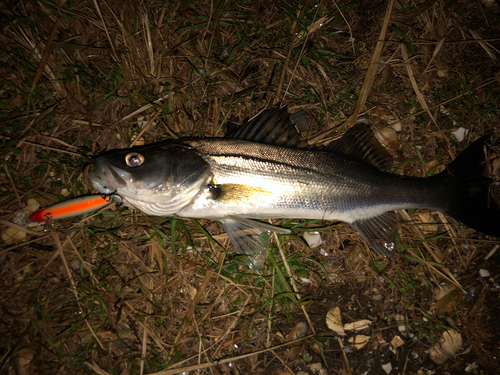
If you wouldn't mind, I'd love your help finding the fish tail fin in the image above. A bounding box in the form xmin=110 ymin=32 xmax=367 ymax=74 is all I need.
xmin=440 ymin=136 xmax=500 ymax=237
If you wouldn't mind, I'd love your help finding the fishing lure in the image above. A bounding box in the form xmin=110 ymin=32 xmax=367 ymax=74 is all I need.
xmin=29 ymin=194 xmax=113 ymax=222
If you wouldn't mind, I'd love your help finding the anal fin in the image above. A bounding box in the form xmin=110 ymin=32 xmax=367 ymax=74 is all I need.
xmin=351 ymin=211 xmax=399 ymax=258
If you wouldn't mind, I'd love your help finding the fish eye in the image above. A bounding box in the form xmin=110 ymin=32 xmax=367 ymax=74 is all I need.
xmin=125 ymin=152 xmax=145 ymax=167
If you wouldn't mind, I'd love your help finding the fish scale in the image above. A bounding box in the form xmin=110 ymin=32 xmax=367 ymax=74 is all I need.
xmin=178 ymin=138 xmax=444 ymax=222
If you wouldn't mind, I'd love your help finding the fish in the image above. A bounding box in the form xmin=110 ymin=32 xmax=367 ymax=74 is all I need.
xmin=88 ymin=107 xmax=500 ymax=268
xmin=29 ymin=194 xmax=112 ymax=222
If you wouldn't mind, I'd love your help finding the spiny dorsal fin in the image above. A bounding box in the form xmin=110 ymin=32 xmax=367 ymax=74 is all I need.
xmin=326 ymin=123 xmax=393 ymax=172
xmin=227 ymin=108 xmax=393 ymax=171
xmin=226 ymin=107 xmax=311 ymax=148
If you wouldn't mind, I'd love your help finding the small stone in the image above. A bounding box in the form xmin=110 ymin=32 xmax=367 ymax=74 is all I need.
xmin=303 ymin=231 xmax=322 ymax=248
xmin=381 ymin=362 xmax=392 ymax=374
xmin=465 ymin=362 xmax=478 ymax=372
xmin=439 ymin=105 xmax=451 ymax=116
xmin=451 ymin=127 xmax=469 ymax=142
xmin=394 ymin=314 xmax=407 ymax=336
xmin=479 ymin=269 xmax=490 ymax=278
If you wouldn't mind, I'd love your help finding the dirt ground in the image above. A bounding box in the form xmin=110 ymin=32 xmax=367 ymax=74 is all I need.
xmin=1 ymin=0 xmax=500 ymax=374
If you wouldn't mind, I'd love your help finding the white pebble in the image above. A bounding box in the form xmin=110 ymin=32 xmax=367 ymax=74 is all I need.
xmin=465 ymin=362 xmax=478 ymax=372
xmin=479 ymin=269 xmax=490 ymax=278
xmin=451 ymin=127 xmax=469 ymax=142
xmin=381 ymin=362 xmax=392 ymax=374
xmin=303 ymin=231 xmax=323 ymax=248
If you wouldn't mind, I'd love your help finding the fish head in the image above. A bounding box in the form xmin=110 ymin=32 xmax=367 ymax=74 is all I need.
xmin=88 ymin=142 xmax=212 ymax=216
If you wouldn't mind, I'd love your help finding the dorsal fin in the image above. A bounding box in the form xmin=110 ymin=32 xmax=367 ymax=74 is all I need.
xmin=226 ymin=107 xmax=311 ymax=148
xmin=326 ymin=123 xmax=393 ymax=172
xmin=226 ymin=107 xmax=393 ymax=171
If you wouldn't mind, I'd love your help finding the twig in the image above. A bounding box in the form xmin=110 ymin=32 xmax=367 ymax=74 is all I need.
xmin=336 ymin=336 xmax=353 ymax=375
xmin=275 ymin=5 xmax=306 ymax=102
xmin=53 ymin=234 xmax=105 ymax=350
xmin=273 ymin=232 xmax=315 ymax=334
xmin=345 ymin=0 xmax=395 ymax=126
xmin=153 ymin=333 xmax=316 ymax=375
xmin=3 ymin=165 xmax=21 ymax=207
xmin=130 ymin=109 xmax=162 ymax=147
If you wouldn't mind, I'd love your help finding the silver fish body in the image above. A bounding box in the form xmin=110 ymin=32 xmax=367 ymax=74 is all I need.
xmin=88 ymin=108 xmax=500 ymax=265
xmin=175 ymin=138 xmax=444 ymax=222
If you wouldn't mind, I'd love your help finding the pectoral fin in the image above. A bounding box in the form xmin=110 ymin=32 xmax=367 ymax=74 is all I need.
xmin=220 ymin=216 xmax=290 ymax=270
xmin=213 ymin=184 xmax=274 ymax=204
xmin=351 ymin=211 xmax=399 ymax=259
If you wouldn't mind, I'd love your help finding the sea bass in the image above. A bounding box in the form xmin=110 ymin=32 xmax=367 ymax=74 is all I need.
xmin=88 ymin=108 xmax=500 ymax=267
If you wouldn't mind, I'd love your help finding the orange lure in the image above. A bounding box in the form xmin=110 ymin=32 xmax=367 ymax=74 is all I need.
xmin=29 ymin=195 xmax=112 ymax=222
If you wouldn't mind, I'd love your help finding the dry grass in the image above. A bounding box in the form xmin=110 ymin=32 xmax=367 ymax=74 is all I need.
xmin=1 ymin=0 xmax=500 ymax=374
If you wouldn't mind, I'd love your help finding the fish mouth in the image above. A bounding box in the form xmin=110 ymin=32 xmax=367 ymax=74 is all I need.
xmin=88 ymin=158 xmax=128 ymax=194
